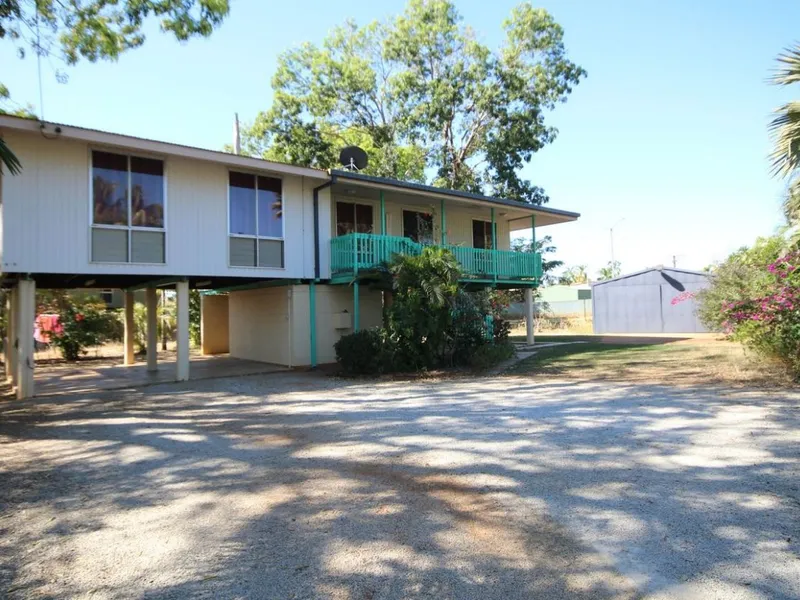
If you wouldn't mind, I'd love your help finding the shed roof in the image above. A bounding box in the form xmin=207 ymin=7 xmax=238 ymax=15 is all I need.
xmin=591 ymin=267 xmax=709 ymax=287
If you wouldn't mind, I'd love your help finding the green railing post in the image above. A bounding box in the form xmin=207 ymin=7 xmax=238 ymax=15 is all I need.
xmin=353 ymin=234 xmax=359 ymax=276
xmin=491 ymin=208 xmax=497 ymax=282
xmin=309 ymin=281 xmax=317 ymax=368
xmin=353 ymin=280 xmax=360 ymax=331
xmin=532 ymin=214 xmax=537 ymax=281
xmin=440 ymin=198 xmax=446 ymax=245
xmin=380 ymin=191 xmax=386 ymax=235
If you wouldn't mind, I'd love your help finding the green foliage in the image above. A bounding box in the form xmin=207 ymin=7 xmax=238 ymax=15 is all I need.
xmin=48 ymin=300 xmax=120 ymax=361
xmin=698 ymin=235 xmax=800 ymax=376
xmin=0 ymin=0 xmax=229 ymax=174
xmin=696 ymin=236 xmax=785 ymax=332
xmin=597 ymin=260 xmax=621 ymax=281
xmin=769 ymin=45 xmax=800 ymax=178
xmin=1 ymin=0 xmax=229 ymax=64
xmin=511 ymin=234 xmax=562 ymax=286
xmin=336 ymin=248 xmax=513 ymax=375
xmin=242 ymin=0 xmax=585 ymax=203
xmin=387 ymin=246 xmax=462 ymax=369
xmin=334 ymin=327 xmax=392 ymax=375
xmin=468 ymin=340 xmax=515 ymax=370
xmin=133 ymin=294 xmax=176 ymax=352
xmin=559 ymin=265 xmax=589 ymax=285
xmin=189 ymin=290 xmax=201 ymax=347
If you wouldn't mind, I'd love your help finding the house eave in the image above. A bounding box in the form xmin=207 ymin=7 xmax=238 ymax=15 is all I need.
xmin=0 ymin=115 xmax=329 ymax=180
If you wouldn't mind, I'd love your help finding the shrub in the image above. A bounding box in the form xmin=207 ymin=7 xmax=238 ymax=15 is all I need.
xmin=335 ymin=328 xmax=391 ymax=375
xmin=49 ymin=302 xmax=119 ymax=361
xmin=699 ymin=237 xmax=800 ymax=376
xmin=387 ymin=247 xmax=463 ymax=369
xmin=469 ymin=340 xmax=516 ymax=370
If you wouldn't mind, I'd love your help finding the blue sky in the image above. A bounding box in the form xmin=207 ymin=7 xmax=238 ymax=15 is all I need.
xmin=2 ymin=0 xmax=797 ymax=277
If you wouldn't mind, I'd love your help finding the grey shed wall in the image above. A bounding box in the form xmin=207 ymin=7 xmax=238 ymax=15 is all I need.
xmin=592 ymin=269 xmax=709 ymax=334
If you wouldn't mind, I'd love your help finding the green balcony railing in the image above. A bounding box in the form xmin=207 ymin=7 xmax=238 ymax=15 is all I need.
xmin=330 ymin=233 xmax=542 ymax=281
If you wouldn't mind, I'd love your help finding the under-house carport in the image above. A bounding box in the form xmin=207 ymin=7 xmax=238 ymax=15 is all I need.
xmin=2 ymin=273 xmax=288 ymax=399
xmin=592 ymin=267 xmax=710 ymax=334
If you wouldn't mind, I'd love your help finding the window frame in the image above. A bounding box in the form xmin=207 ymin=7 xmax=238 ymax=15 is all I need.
xmin=88 ymin=147 xmax=168 ymax=265
xmin=335 ymin=200 xmax=375 ymax=236
xmin=472 ymin=219 xmax=496 ymax=250
xmin=227 ymin=169 xmax=285 ymax=269
xmin=402 ymin=208 xmax=435 ymax=244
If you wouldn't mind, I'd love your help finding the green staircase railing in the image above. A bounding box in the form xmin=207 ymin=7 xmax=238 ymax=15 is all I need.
xmin=330 ymin=233 xmax=542 ymax=281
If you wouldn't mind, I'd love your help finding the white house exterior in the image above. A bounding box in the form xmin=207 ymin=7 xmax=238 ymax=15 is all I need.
xmin=0 ymin=115 xmax=579 ymax=397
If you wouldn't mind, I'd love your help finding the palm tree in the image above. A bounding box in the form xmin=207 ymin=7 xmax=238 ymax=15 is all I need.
xmin=597 ymin=261 xmax=621 ymax=281
xmin=0 ymin=137 xmax=21 ymax=175
xmin=559 ymin=265 xmax=589 ymax=285
xmin=769 ymin=45 xmax=800 ymax=223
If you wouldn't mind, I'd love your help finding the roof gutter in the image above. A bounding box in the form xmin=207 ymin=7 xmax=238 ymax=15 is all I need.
xmin=312 ymin=175 xmax=336 ymax=280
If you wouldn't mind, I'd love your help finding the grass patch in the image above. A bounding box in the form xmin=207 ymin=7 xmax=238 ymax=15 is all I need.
xmin=506 ymin=340 xmax=793 ymax=388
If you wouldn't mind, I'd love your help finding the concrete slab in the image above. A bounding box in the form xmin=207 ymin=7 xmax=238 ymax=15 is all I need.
xmin=32 ymin=353 xmax=287 ymax=397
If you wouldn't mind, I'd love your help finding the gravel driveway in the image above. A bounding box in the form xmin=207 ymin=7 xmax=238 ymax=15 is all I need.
xmin=1 ymin=372 xmax=799 ymax=599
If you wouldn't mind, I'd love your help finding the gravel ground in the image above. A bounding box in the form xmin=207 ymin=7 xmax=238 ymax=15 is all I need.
xmin=1 ymin=372 xmax=799 ymax=599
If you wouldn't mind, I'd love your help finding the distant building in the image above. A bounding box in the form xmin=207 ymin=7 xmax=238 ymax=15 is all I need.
xmin=592 ymin=267 xmax=709 ymax=334
xmin=537 ymin=284 xmax=592 ymax=318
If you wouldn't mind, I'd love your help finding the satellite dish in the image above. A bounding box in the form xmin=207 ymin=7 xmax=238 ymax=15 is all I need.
xmin=339 ymin=146 xmax=368 ymax=171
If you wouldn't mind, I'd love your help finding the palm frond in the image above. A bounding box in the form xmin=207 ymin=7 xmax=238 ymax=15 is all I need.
xmin=784 ymin=178 xmax=800 ymax=223
xmin=768 ymin=101 xmax=800 ymax=177
xmin=771 ymin=45 xmax=800 ymax=86
xmin=0 ymin=137 xmax=22 ymax=175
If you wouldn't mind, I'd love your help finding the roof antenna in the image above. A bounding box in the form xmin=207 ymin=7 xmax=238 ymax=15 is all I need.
xmin=233 ymin=113 xmax=241 ymax=155
xmin=339 ymin=146 xmax=368 ymax=171
xmin=35 ymin=3 xmax=44 ymax=121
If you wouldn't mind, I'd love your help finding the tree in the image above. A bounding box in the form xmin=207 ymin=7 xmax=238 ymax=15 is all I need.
xmin=242 ymin=0 xmax=585 ymax=203
xmin=559 ymin=265 xmax=589 ymax=285
xmin=597 ymin=261 xmax=621 ymax=281
xmin=0 ymin=0 xmax=230 ymax=173
xmin=511 ymin=235 xmax=563 ymax=285
xmin=769 ymin=44 xmax=800 ymax=227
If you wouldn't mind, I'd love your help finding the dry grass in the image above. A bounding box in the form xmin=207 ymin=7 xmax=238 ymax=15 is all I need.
xmin=506 ymin=338 xmax=795 ymax=389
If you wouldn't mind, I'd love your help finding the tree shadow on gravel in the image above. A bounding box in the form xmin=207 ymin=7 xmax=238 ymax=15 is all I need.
xmin=0 ymin=371 xmax=798 ymax=599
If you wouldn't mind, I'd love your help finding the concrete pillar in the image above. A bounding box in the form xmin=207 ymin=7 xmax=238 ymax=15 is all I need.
xmin=123 ymin=291 xmax=135 ymax=365
xmin=6 ymin=287 xmax=17 ymax=384
xmin=201 ymin=294 xmax=229 ymax=355
xmin=176 ymin=281 xmax=190 ymax=382
xmin=16 ymin=280 xmax=35 ymax=399
xmin=525 ymin=288 xmax=535 ymax=346
xmin=146 ymin=288 xmax=158 ymax=372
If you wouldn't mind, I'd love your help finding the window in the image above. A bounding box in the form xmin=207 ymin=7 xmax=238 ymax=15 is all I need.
xmin=228 ymin=171 xmax=284 ymax=268
xmin=403 ymin=210 xmax=434 ymax=244
xmin=91 ymin=151 xmax=165 ymax=263
xmin=472 ymin=220 xmax=495 ymax=250
xmin=336 ymin=202 xmax=374 ymax=235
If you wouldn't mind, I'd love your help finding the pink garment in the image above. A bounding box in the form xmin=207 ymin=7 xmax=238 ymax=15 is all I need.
xmin=34 ymin=314 xmax=62 ymax=343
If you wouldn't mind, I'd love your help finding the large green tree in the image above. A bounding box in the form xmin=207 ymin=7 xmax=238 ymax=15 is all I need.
xmin=0 ymin=0 xmax=230 ymax=173
xmin=242 ymin=0 xmax=585 ymax=204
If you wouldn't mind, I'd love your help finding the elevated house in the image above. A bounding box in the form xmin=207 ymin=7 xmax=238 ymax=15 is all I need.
xmin=0 ymin=115 xmax=579 ymax=397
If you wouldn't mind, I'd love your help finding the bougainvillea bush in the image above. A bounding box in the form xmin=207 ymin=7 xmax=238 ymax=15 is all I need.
xmin=698 ymin=236 xmax=800 ymax=375
xmin=50 ymin=302 xmax=120 ymax=361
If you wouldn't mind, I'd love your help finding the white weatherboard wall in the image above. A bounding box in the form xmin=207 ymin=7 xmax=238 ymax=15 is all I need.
xmin=0 ymin=130 xmax=316 ymax=278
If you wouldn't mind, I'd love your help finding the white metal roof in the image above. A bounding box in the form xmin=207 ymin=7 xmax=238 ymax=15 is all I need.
xmin=0 ymin=115 xmax=329 ymax=180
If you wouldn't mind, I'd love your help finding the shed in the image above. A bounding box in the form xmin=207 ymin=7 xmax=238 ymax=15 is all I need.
xmin=591 ymin=267 xmax=709 ymax=334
